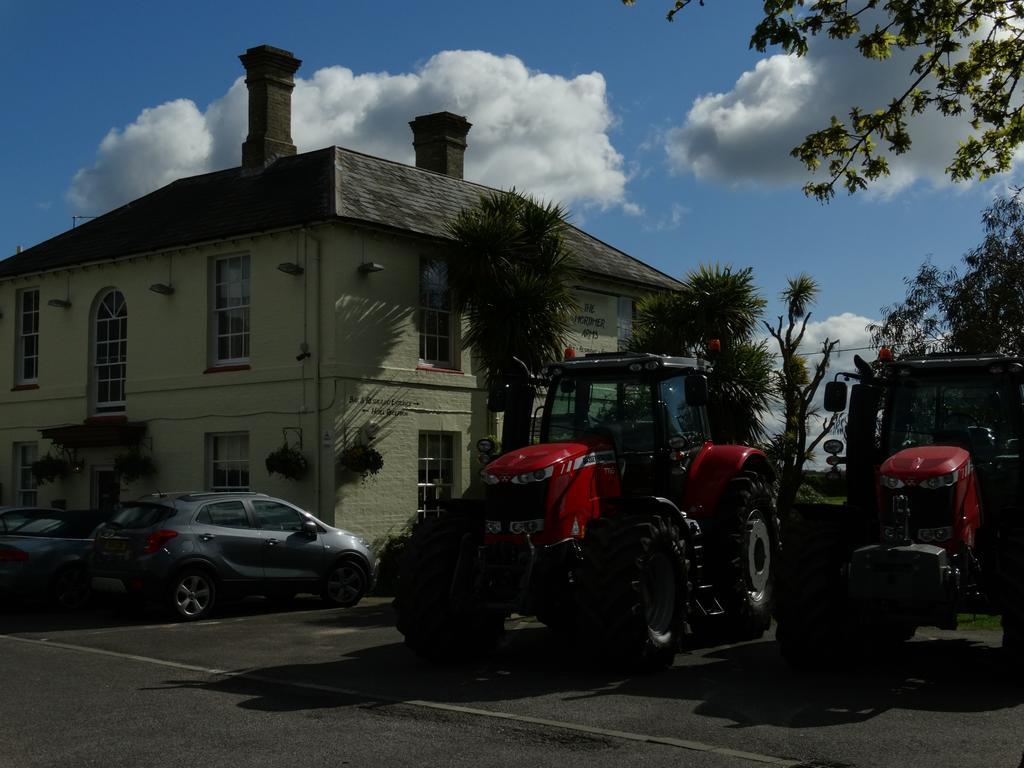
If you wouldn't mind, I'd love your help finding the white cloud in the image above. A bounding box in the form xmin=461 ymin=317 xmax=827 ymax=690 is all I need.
xmin=68 ymin=51 xmax=629 ymax=216
xmin=69 ymin=99 xmax=213 ymax=213
xmin=664 ymin=29 xmax=1002 ymax=195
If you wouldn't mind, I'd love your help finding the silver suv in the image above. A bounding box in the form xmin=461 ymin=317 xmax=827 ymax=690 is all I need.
xmin=91 ymin=492 xmax=376 ymax=621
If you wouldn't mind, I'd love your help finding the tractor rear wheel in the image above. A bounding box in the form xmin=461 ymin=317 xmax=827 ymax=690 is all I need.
xmin=774 ymin=506 xmax=856 ymax=672
xmin=700 ymin=472 xmax=776 ymax=643
xmin=394 ymin=512 xmax=504 ymax=662
xmin=575 ymin=511 xmax=688 ymax=669
xmin=999 ymin=521 xmax=1024 ymax=677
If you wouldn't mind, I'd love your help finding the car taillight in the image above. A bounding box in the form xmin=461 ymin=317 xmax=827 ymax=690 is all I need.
xmin=0 ymin=548 xmax=28 ymax=562
xmin=143 ymin=530 xmax=178 ymax=554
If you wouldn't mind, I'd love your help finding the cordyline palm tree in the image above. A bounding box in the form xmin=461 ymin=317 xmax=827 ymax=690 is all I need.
xmin=764 ymin=273 xmax=840 ymax=516
xmin=445 ymin=190 xmax=580 ymax=448
xmin=630 ymin=264 xmax=775 ymax=445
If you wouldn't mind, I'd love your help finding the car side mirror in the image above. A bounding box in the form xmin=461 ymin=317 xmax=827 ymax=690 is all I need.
xmin=824 ymin=381 xmax=848 ymax=412
xmin=684 ymin=375 xmax=708 ymax=407
xmin=301 ymin=520 xmax=318 ymax=538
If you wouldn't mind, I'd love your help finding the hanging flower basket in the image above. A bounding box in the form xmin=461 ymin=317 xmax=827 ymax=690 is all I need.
xmin=265 ymin=443 xmax=309 ymax=481
xmin=113 ymin=449 xmax=157 ymax=483
xmin=338 ymin=445 xmax=384 ymax=479
xmin=31 ymin=454 xmax=71 ymax=486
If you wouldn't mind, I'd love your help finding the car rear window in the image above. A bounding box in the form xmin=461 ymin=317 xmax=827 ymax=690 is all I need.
xmin=0 ymin=511 xmax=40 ymax=534
xmin=4 ymin=510 xmax=107 ymax=539
xmin=107 ymin=503 xmax=174 ymax=530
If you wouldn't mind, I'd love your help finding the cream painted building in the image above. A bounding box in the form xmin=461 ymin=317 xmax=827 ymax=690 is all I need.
xmin=0 ymin=45 xmax=680 ymax=544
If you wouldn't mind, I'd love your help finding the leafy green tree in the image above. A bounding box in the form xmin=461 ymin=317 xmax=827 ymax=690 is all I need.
xmin=630 ymin=264 xmax=775 ymax=444
xmin=624 ymin=0 xmax=1024 ymax=201
xmin=445 ymin=190 xmax=580 ymax=385
xmin=872 ymin=193 xmax=1024 ymax=356
xmin=764 ymin=274 xmax=840 ymax=516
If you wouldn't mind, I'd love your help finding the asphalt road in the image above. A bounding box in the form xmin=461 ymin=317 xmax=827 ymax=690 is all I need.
xmin=1 ymin=598 xmax=1021 ymax=768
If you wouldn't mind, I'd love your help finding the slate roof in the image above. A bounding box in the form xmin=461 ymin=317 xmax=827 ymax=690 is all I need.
xmin=0 ymin=146 xmax=681 ymax=291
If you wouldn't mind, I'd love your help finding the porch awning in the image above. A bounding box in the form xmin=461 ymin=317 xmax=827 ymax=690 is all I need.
xmin=39 ymin=422 xmax=147 ymax=449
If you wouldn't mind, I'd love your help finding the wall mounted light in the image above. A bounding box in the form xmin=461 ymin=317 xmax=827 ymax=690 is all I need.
xmin=357 ymin=262 xmax=385 ymax=274
xmin=149 ymin=282 xmax=175 ymax=295
xmin=47 ymin=298 xmax=71 ymax=309
xmin=277 ymin=262 xmax=304 ymax=276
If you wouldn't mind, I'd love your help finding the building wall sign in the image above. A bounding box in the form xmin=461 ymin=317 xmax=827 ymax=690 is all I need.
xmin=568 ymin=289 xmax=619 ymax=356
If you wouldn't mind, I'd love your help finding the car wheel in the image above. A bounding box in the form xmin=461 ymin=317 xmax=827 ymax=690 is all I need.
xmin=322 ymin=559 xmax=367 ymax=608
xmin=168 ymin=568 xmax=217 ymax=621
xmin=51 ymin=564 xmax=91 ymax=611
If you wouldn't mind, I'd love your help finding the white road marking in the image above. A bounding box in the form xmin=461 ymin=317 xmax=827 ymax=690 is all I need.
xmin=0 ymin=633 xmax=803 ymax=767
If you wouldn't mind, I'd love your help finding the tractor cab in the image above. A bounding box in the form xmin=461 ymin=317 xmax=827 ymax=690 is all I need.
xmin=540 ymin=353 xmax=711 ymax=496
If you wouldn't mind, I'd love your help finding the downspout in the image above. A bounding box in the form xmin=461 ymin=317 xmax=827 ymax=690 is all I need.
xmin=303 ymin=227 xmax=324 ymax=519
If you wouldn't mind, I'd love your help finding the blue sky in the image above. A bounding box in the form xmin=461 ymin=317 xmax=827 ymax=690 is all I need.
xmin=1 ymin=0 xmax=1011 ymax=360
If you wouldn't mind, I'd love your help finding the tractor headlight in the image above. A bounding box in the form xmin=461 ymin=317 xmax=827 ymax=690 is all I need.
xmin=918 ymin=526 xmax=953 ymax=543
xmin=481 ymin=471 xmax=500 ymax=485
xmin=509 ymin=519 xmax=545 ymax=534
xmin=921 ymin=472 xmax=957 ymax=489
xmin=485 ymin=520 xmax=503 ymax=534
xmin=512 ymin=466 xmax=554 ymax=484
xmin=881 ymin=475 xmax=905 ymax=489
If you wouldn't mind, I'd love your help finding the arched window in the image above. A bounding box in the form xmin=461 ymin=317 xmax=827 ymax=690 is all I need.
xmin=94 ymin=290 xmax=127 ymax=414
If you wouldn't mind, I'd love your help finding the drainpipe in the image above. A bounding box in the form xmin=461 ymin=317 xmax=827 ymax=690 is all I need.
xmin=303 ymin=227 xmax=324 ymax=520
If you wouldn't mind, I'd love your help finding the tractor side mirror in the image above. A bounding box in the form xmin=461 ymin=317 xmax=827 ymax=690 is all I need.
xmin=824 ymin=381 xmax=848 ymax=412
xmin=684 ymin=375 xmax=708 ymax=407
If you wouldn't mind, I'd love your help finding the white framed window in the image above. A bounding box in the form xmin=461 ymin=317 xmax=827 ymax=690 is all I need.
xmin=14 ymin=443 xmax=38 ymax=506
xmin=207 ymin=433 xmax=250 ymax=491
xmin=93 ymin=290 xmax=127 ymax=414
xmin=16 ymin=288 xmax=39 ymax=384
xmin=418 ymin=432 xmax=455 ymax=513
xmin=211 ymin=254 xmax=250 ymax=365
xmin=617 ymin=296 xmax=635 ymax=352
xmin=419 ymin=258 xmax=452 ymax=368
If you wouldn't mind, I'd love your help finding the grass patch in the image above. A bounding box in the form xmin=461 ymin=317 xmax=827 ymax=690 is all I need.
xmin=957 ymin=613 xmax=1002 ymax=631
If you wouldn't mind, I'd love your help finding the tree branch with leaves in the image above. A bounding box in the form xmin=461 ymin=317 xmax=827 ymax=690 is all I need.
xmin=624 ymin=0 xmax=1024 ymax=201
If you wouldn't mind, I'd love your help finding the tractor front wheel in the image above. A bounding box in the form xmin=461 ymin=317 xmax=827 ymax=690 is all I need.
xmin=774 ymin=507 xmax=855 ymax=672
xmin=701 ymin=472 xmax=777 ymax=643
xmin=394 ymin=513 xmax=504 ymax=662
xmin=574 ymin=511 xmax=688 ymax=669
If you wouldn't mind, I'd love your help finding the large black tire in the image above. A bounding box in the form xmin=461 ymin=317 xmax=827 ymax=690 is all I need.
xmin=702 ymin=472 xmax=777 ymax=642
xmin=774 ymin=507 xmax=856 ymax=672
xmin=574 ymin=512 xmax=688 ymax=669
xmin=999 ymin=522 xmax=1024 ymax=677
xmin=167 ymin=567 xmax=217 ymax=622
xmin=394 ymin=513 xmax=504 ymax=662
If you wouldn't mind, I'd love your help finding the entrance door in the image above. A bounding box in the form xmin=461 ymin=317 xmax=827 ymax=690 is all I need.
xmin=91 ymin=468 xmax=120 ymax=515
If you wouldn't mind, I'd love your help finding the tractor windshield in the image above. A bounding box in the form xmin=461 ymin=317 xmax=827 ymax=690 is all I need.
xmin=884 ymin=378 xmax=1020 ymax=458
xmin=544 ymin=375 xmax=656 ymax=451
xmin=542 ymin=373 xmax=709 ymax=454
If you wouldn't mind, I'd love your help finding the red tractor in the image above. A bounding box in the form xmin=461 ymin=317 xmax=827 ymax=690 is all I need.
xmin=775 ymin=353 xmax=1023 ymax=671
xmin=395 ymin=352 xmax=777 ymax=667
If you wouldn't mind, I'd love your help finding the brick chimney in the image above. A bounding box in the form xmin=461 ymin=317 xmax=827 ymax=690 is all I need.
xmin=239 ymin=45 xmax=302 ymax=169
xmin=409 ymin=112 xmax=472 ymax=179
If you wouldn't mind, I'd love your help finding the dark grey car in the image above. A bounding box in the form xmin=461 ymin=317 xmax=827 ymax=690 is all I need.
xmin=90 ymin=492 xmax=377 ymax=621
xmin=0 ymin=507 xmax=112 ymax=609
